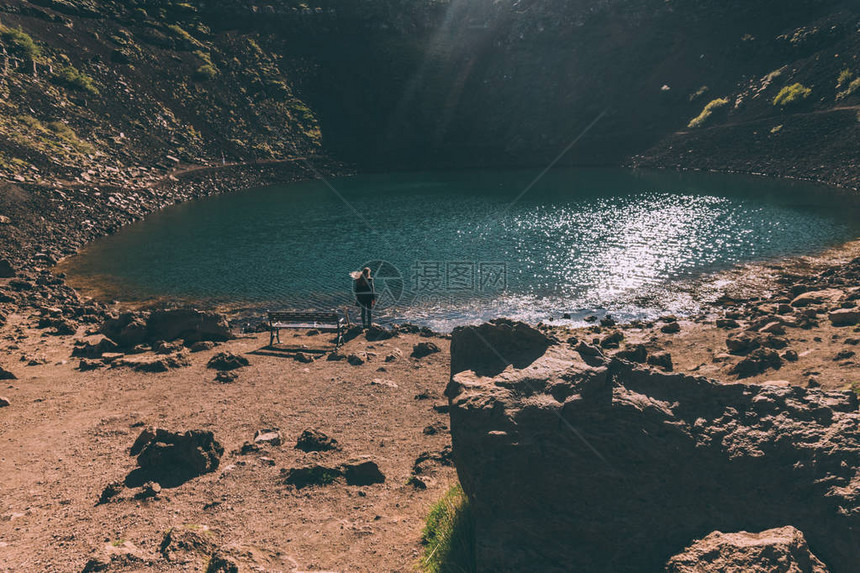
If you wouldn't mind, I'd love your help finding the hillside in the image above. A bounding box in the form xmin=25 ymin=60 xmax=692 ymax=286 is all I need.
xmin=0 ymin=0 xmax=857 ymax=186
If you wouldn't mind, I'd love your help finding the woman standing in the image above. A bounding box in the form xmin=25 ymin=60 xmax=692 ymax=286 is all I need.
xmin=352 ymin=267 xmax=375 ymax=328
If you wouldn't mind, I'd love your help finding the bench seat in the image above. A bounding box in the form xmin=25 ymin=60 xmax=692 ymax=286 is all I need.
xmin=267 ymin=310 xmax=347 ymax=348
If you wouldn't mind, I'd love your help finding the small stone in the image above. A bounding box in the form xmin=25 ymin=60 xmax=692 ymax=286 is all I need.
xmin=189 ymin=340 xmax=216 ymax=352
xmin=782 ymin=349 xmax=799 ymax=362
xmin=411 ymin=342 xmax=441 ymax=359
xmin=347 ymin=353 xmax=365 ymax=366
xmin=716 ymin=318 xmax=739 ymax=329
xmin=660 ymin=322 xmax=681 ymax=334
xmin=254 ymin=428 xmax=282 ymax=447
xmin=259 ymin=456 xmax=276 ymax=466
xmin=97 ymin=481 xmax=123 ymax=505
xmin=342 ymin=458 xmax=385 ymax=486
xmin=215 ymin=371 xmax=237 ymax=383
xmin=834 ymin=350 xmax=856 ymax=361
xmin=0 ymin=366 xmax=17 ymax=380
xmin=134 ymin=481 xmax=161 ymax=500
xmin=0 ymin=396 xmax=10 ymax=407
xmin=207 ymin=352 xmax=249 ymax=371
xmin=79 ymin=358 xmax=104 ymax=371
xmin=296 ymin=428 xmax=339 ymax=452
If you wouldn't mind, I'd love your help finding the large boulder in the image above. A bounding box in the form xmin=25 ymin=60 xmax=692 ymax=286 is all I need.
xmin=146 ymin=308 xmax=233 ymax=343
xmin=447 ymin=322 xmax=860 ymax=573
xmin=99 ymin=312 xmax=148 ymax=348
xmin=99 ymin=309 xmax=233 ymax=348
xmin=450 ymin=318 xmax=554 ymax=377
xmin=666 ymin=526 xmax=829 ymax=572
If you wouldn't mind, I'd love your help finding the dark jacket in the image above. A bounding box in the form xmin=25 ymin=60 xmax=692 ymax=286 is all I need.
xmin=354 ymin=276 xmax=375 ymax=307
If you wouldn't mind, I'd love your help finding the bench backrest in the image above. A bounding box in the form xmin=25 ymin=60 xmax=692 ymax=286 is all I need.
xmin=268 ymin=311 xmax=341 ymax=324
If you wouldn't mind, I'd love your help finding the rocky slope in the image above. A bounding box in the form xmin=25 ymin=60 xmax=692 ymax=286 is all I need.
xmin=447 ymin=320 xmax=860 ymax=572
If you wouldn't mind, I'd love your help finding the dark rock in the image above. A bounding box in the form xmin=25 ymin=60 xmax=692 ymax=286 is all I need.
xmin=448 ymin=330 xmax=860 ymax=573
xmin=661 ymin=321 xmax=681 ymax=334
xmin=411 ymin=341 xmax=441 ymax=359
xmin=451 ymin=319 xmax=554 ymax=377
xmin=8 ymin=278 xmax=32 ymax=291
xmin=716 ymin=318 xmax=740 ymax=329
xmin=829 ymin=309 xmax=860 ymax=327
xmin=614 ymin=344 xmax=647 ymax=363
xmin=100 ymin=312 xmax=148 ymax=348
xmin=365 ymin=325 xmax=396 ymax=341
xmin=153 ymin=340 xmax=184 ymax=355
xmin=0 ymin=259 xmax=14 ymax=278
xmin=0 ymin=396 xmax=10 ymax=407
xmin=347 ymin=353 xmax=365 ymax=366
xmin=646 ymin=351 xmax=673 ymax=371
xmin=205 ymin=552 xmax=239 ymax=573
xmin=666 ymin=527 xmax=828 ymax=573
xmin=783 ymin=349 xmax=799 ymax=362
xmin=72 ymin=336 xmax=118 ymax=358
xmin=295 ymin=428 xmax=339 ymax=452
xmin=599 ymin=315 xmax=616 ymax=327
xmin=282 ymin=464 xmax=342 ymax=488
xmin=206 ymin=352 xmax=248 ymax=371
xmin=726 ymin=333 xmax=761 ymax=355
xmin=146 ymin=308 xmax=233 ymax=343
xmin=294 ymin=352 xmax=315 ymax=363
xmin=189 ymin=340 xmax=216 ymax=353
xmin=730 ymin=348 xmax=782 ymax=378
xmin=762 ymin=335 xmax=789 ymax=349
xmin=134 ymin=481 xmax=161 ymax=500
xmin=214 ymin=371 xmax=237 ymax=383
xmin=97 ymin=481 xmax=124 ymax=505
xmin=599 ymin=331 xmax=624 ymax=348
xmin=126 ymin=428 xmax=223 ymax=488
xmin=342 ymin=458 xmax=385 ymax=486
xmin=0 ymin=366 xmax=17 ymax=380
xmin=79 ymin=358 xmax=104 ymax=371
xmin=834 ymin=350 xmax=856 ymax=361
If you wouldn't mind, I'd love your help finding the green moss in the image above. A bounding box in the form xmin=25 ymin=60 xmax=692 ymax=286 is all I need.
xmin=420 ymin=485 xmax=475 ymax=573
xmin=687 ymin=97 xmax=729 ymax=128
xmin=56 ymin=66 xmax=99 ymax=95
xmin=773 ymin=83 xmax=811 ymax=106
xmin=837 ymin=69 xmax=853 ymax=89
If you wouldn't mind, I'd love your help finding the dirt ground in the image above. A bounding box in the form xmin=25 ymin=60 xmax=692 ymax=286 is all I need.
xmin=1 ymin=240 xmax=859 ymax=572
xmin=0 ymin=323 xmax=455 ymax=572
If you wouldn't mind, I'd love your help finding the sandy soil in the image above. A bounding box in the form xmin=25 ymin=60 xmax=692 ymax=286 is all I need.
xmin=0 ymin=322 xmax=455 ymax=572
xmin=1 ymin=239 xmax=859 ymax=572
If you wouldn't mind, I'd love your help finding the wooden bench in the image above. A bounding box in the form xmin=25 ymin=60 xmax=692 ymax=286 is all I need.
xmin=267 ymin=310 xmax=348 ymax=348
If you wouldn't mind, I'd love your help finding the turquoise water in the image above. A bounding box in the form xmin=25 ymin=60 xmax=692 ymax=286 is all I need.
xmin=63 ymin=168 xmax=860 ymax=331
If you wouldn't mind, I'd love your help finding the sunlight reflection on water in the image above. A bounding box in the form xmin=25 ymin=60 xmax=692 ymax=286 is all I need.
xmin=61 ymin=169 xmax=860 ymax=332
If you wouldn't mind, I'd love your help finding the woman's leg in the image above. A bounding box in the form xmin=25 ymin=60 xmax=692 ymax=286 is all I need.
xmin=361 ymin=306 xmax=369 ymax=327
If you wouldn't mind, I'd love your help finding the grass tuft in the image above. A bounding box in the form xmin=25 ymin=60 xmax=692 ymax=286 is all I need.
xmin=687 ymin=98 xmax=729 ymax=128
xmin=773 ymin=83 xmax=811 ymax=106
xmin=420 ymin=484 xmax=475 ymax=573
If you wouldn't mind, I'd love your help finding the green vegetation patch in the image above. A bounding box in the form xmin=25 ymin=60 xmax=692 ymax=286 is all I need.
xmin=687 ymin=98 xmax=729 ymax=128
xmin=837 ymin=78 xmax=860 ymax=101
xmin=194 ymin=64 xmax=218 ymax=81
xmin=56 ymin=66 xmax=99 ymax=95
xmin=773 ymin=83 xmax=811 ymax=107
xmin=420 ymin=484 xmax=475 ymax=573
xmin=0 ymin=24 xmax=41 ymax=60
